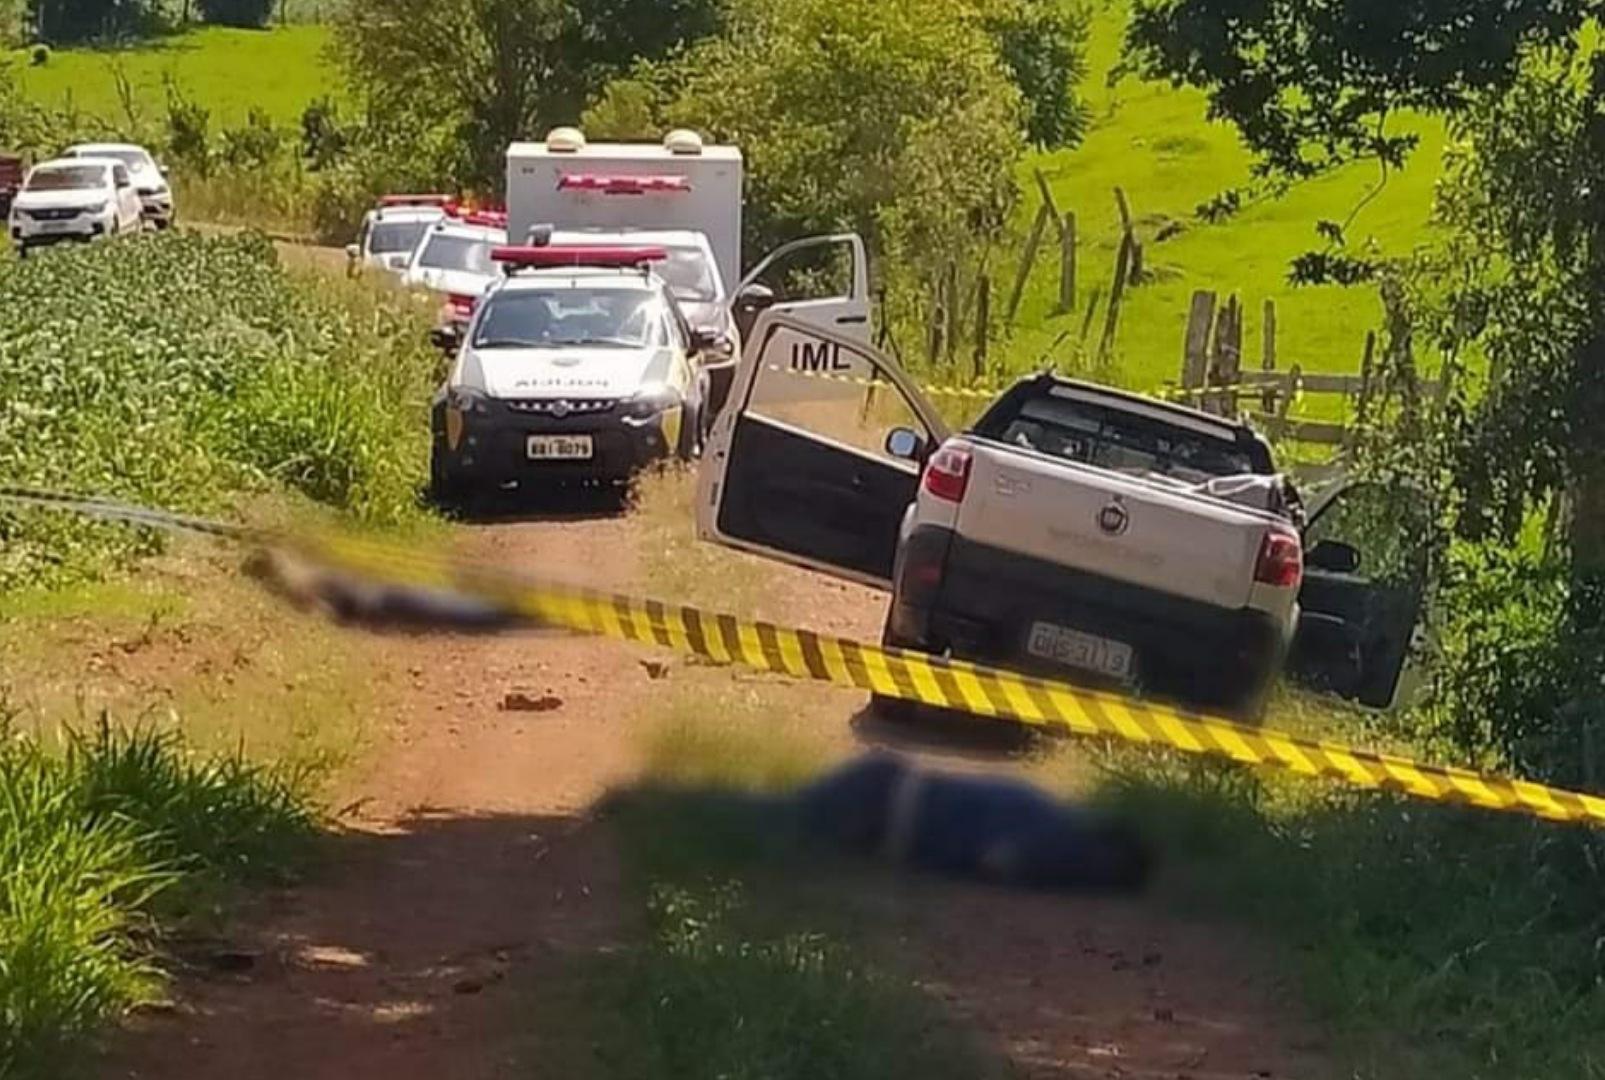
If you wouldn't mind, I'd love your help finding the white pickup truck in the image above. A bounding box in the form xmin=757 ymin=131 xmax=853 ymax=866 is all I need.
xmin=696 ymin=314 xmax=1430 ymax=718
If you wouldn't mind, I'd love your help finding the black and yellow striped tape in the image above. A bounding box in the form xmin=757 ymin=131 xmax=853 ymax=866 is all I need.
xmin=6 ymin=484 xmax=1605 ymax=828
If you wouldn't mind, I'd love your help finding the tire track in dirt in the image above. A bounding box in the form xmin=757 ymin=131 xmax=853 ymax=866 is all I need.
xmin=103 ymin=509 xmax=664 ymax=1080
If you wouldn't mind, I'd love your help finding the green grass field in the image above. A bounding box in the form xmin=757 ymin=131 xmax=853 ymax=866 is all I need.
xmin=1007 ymin=0 xmax=1445 ymax=397
xmin=7 ymin=6 xmax=1445 ymax=406
xmin=9 ymin=25 xmax=340 ymax=127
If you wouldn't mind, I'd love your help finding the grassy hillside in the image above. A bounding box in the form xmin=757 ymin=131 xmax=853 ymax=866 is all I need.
xmin=5 ymin=4 xmax=1448 ymax=406
xmin=1008 ymin=0 xmax=1446 ymax=397
xmin=9 ymin=25 xmax=339 ymax=127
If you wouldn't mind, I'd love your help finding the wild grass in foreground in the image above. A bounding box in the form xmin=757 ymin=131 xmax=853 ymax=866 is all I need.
xmin=0 ymin=717 xmax=321 ymax=1079
xmin=1095 ymin=751 xmax=1605 ymax=1079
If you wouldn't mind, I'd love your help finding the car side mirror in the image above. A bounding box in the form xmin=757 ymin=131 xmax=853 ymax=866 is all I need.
xmin=884 ymin=427 xmax=925 ymax=462
xmin=690 ymin=327 xmax=720 ymax=353
xmin=1306 ymin=538 xmax=1361 ymax=574
xmin=429 ymin=324 xmax=463 ymax=353
xmin=735 ymin=282 xmax=776 ymax=309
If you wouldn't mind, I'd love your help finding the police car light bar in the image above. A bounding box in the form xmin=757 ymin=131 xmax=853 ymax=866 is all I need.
xmin=491 ymin=245 xmax=668 ymax=269
xmin=455 ymin=209 xmax=509 ymax=228
xmin=379 ymin=194 xmax=455 ymax=208
xmin=556 ymin=173 xmax=691 ymax=195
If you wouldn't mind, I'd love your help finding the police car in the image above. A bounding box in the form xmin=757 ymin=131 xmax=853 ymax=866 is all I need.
xmin=428 ymin=244 xmax=715 ymax=501
xmin=347 ymin=194 xmax=454 ymax=274
xmin=403 ymin=209 xmax=508 ymax=326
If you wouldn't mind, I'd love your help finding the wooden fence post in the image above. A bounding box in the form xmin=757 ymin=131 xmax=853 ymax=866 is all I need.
xmin=1353 ymin=330 xmax=1378 ymax=430
xmin=1079 ymin=286 xmax=1104 ymax=349
xmin=1261 ymin=299 xmax=1278 ymax=412
xmin=1098 ymin=233 xmax=1133 ymax=360
xmin=1182 ymin=290 xmax=1216 ymax=394
xmin=974 ymin=274 xmax=991 ymax=377
xmin=1058 ymin=212 xmax=1078 ymax=314
xmin=1114 ymin=187 xmax=1142 ymax=287
xmin=1210 ymin=295 xmax=1243 ymax=416
xmin=1006 ymin=203 xmax=1051 ymax=326
xmin=1272 ymin=363 xmax=1302 ymax=441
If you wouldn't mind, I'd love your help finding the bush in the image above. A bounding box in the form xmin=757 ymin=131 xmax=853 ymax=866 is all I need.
xmin=218 ymin=107 xmax=282 ymax=171
xmin=0 ymin=717 xmax=320 ymax=1078
xmin=0 ymin=230 xmax=439 ymax=591
xmin=163 ymin=79 xmax=211 ymax=177
xmin=196 ymin=0 xmax=274 ymax=27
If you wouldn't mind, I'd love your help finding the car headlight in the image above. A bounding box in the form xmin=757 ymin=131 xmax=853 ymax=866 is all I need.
xmin=621 ymin=385 xmax=682 ymax=421
xmin=447 ymin=386 xmax=491 ymax=414
xmin=84 ymin=201 xmax=108 ymax=214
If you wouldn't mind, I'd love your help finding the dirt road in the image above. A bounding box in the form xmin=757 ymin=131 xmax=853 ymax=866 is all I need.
xmin=100 ymin=491 xmax=1336 ymax=1080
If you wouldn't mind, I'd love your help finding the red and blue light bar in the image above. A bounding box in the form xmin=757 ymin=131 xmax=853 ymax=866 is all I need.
xmin=491 ymin=245 xmax=668 ymax=269
xmin=556 ymin=173 xmax=691 ymax=195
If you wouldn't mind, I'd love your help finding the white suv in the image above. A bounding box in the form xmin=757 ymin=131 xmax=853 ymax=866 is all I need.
xmin=9 ymin=157 xmax=144 ymax=255
xmin=64 ymin=143 xmax=172 ymax=229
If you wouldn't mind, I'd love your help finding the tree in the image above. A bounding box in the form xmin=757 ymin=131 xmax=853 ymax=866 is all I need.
xmin=986 ymin=0 xmax=1091 ymax=148
xmin=587 ymin=0 xmax=1031 ymax=290
xmin=1127 ymin=0 xmax=1605 ymax=779
xmin=28 ymin=0 xmax=158 ymax=42
xmin=335 ymin=0 xmax=722 ymax=189
xmin=1127 ymin=1 xmax=1605 ymax=579
xmin=196 ymin=0 xmax=273 ymax=28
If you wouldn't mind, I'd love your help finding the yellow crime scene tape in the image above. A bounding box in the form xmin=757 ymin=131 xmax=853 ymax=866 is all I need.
xmin=5 ymin=483 xmax=1605 ymax=829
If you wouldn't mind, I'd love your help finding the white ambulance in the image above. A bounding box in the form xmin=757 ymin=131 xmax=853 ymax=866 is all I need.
xmin=505 ymin=128 xmax=874 ymax=388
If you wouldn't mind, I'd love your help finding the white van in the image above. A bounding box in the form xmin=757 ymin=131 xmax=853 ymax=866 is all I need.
xmin=505 ymin=128 xmax=873 ymax=364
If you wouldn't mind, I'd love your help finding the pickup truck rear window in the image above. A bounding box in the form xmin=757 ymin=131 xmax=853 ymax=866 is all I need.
xmin=975 ymin=391 xmax=1267 ymax=482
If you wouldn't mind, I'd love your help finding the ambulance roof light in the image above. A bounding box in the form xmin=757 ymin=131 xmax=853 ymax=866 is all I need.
xmin=664 ymin=129 xmax=704 ymax=155
xmin=556 ymin=173 xmax=691 ymax=195
xmin=546 ymin=127 xmax=586 ymax=153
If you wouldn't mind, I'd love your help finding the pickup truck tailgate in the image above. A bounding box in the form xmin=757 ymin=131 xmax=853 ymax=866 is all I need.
xmin=955 ymin=440 xmax=1270 ymax=611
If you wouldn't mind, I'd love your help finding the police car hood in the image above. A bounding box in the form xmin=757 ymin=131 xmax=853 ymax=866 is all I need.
xmin=466 ymin=345 xmax=673 ymax=399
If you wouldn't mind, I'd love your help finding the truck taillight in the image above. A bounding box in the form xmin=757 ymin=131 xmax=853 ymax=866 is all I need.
xmin=1254 ymin=526 xmax=1303 ymax=589
xmin=446 ymin=293 xmax=476 ymax=316
xmin=922 ymin=444 xmax=972 ymax=504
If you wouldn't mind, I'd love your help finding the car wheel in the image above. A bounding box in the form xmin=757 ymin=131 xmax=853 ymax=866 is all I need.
xmin=429 ymin=447 xmax=464 ymax=513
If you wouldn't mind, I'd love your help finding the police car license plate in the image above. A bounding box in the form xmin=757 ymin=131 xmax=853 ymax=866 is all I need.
xmin=1027 ymin=622 xmax=1135 ymax=682
xmin=526 ymin=434 xmax=593 ymax=460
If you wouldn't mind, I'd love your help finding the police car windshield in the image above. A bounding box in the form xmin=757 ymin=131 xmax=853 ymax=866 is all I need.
xmin=658 ymin=247 xmax=718 ymax=302
xmin=417 ymin=232 xmax=498 ymax=273
xmin=370 ymin=221 xmax=428 ymax=255
xmin=473 ymin=288 xmax=657 ymax=349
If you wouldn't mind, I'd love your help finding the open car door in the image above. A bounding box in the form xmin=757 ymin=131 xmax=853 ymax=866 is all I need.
xmin=696 ymin=311 xmax=949 ymax=589
xmin=734 ymin=234 xmax=872 ymax=348
xmin=1286 ymin=479 xmax=1431 ymax=709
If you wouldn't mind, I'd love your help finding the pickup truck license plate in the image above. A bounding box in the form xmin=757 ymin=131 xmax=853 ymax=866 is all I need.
xmin=1027 ymin=622 xmax=1135 ymax=682
xmin=526 ymin=434 xmax=593 ymax=460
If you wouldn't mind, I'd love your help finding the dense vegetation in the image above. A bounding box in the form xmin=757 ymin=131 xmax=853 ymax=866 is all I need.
xmin=0 ymin=718 xmax=319 ymax=1078
xmin=0 ymin=230 xmax=439 ymax=592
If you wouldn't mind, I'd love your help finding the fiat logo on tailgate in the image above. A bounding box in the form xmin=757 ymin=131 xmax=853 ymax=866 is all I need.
xmin=1097 ymin=499 xmax=1130 ymax=536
